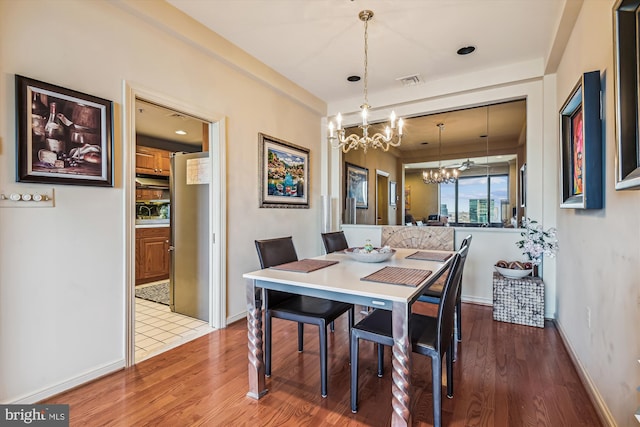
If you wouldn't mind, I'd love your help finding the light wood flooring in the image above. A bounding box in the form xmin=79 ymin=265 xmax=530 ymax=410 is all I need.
xmin=44 ymin=303 xmax=603 ymax=426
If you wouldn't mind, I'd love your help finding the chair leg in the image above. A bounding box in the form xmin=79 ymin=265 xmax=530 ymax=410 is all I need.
xmin=350 ymin=334 xmax=359 ymax=412
xmin=298 ymin=322 xmax=304 ymax=352
xmin=377 ymin=344 xmax=384 ymax=377
xmin=431 ymin=355 xmax=442 ymax=427
xmin=447 ymin=339 xmax=454 ymax=398
xmin=320 ymin=324 xmax=328 ymax=398
xmin=265 ymin=313 xmax=272 ymax=377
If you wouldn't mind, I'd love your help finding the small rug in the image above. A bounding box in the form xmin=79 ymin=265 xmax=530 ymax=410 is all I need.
xmin=136 ymin=281 xmax=169 ymax=305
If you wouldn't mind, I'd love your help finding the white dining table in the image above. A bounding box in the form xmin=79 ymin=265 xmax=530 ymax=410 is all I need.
xmin=243 ymin=247 xmax=455 ymax=427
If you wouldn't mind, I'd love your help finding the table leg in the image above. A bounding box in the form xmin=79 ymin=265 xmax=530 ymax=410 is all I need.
xmin=246 ymin=279 xmax=267 ymax=399
xmin=391 ymin=301 xmax=411 ymax=426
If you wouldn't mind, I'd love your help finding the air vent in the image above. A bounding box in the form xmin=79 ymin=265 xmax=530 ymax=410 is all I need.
xmin=396 ymin=74 xmax=423 ymax=86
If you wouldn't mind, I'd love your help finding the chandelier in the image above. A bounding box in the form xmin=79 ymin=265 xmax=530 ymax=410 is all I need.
xmin=327 ymin=10 xmax=403 ymax=153
xmin=422 ymin=123 xmax=458 ymax=184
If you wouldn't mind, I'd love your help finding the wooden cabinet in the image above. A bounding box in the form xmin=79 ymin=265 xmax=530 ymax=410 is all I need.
xmin=136 ymin=189 xmax=165 ymax=200
xmin=135 ymin=227 xmax=171 ymax=285
xmin=135 ymin=146 xmax=172 ymax=177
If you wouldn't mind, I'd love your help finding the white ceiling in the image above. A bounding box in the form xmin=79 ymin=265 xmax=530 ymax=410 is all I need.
xmin=140 ymin=1 xmax=568 ymax=156
xmin=167 ymin=0 xmax=565 ymax=104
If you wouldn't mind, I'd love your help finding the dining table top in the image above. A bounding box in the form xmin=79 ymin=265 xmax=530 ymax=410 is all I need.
xmin=242 ymin=247 xmax=454 ymax=306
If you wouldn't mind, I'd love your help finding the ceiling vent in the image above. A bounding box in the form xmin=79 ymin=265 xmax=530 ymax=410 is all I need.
xmin=396 ymin=74 xmax=423 ymax=86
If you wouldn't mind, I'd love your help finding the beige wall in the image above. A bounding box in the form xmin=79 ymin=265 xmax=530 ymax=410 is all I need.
xmin=404 ymin=170 xmax=438 ymax=222
xmin=0 ymin=0 xmax=324 ymax=403
xmin=554 ymin=1 xmax=640 ymax=425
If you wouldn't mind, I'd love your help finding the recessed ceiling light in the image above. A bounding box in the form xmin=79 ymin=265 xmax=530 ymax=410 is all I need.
xmin=347 ymin=75 xmax=361 ymax=82
xmin=457 ymin=46 xmax=476 ymax=55
xmin=175 ymin=130 xmax=187 ymax=135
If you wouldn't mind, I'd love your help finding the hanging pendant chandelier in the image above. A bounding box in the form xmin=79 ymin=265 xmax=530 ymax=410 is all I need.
xmin=422 ymin=123 xmax=458 ymax=184
xmin=327 ymin=10 xmax=403 ymax=153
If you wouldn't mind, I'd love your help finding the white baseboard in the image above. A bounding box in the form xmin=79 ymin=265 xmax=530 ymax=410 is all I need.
xmin=227 ymin=311 xmax=246 ymax=325
xmin=461 ymin=295 xmax=492 ymax=306
xmin=553 ymin=320 xmax=616 ymax=427
xmin=10 ymin=360 xmax=125 ymax=404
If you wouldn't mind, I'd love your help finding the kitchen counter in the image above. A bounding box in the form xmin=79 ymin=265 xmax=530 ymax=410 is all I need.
xmin=135 ymin=219 xmax=170 ymax=228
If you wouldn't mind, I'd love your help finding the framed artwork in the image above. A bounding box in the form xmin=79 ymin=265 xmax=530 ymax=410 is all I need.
xmin=345 ymin=162 xmax=368 ymax=209
xmin=613 ymin=0 xmax=640 ymax=190
xmin=389 ymin=181 xmax=397 ymax=206
xmin=16 ymin=75 xmax=113 ymax=187
xmin=405 ymin=185 xmax=411 ymax=210
xmin=559 ymin=70 xmax=602 ymax=209
xmin=258 ymin=132 xmax=309 ymax=208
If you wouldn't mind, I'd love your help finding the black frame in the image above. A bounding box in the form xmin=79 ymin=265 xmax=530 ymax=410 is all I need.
xmin=613 ymin=0 xmax=640 ymax=190
xmin=16 ymin=75 xmax=113 ymax=187
xmin=559 ymin=71 xmax=603 ymax=209
xmin=258 ymin=132 xmax=310 ymax=208
xmin=345 ymin=162 xmax=368 ymax=209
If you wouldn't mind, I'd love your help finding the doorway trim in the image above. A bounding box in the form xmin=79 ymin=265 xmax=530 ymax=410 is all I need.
xmin=124 ymin=81 xmax=227 ymax=367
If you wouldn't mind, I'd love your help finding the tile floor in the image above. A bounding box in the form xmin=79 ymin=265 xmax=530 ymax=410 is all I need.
xmin=135 ymin=295 xmax=213 ymax=363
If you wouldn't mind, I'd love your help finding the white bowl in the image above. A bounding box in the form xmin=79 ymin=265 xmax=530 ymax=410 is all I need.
xmin=495 ymin=266 xmax=533 ymax=279
xmin=344 ymin=247 xmax=396 ymax=263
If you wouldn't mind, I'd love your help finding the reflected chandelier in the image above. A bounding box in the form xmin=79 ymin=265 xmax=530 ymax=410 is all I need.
xmin=327 ymin=10 xmax=403 ymax=153
xmin=422 ymin=123 xmax=458 ymax=184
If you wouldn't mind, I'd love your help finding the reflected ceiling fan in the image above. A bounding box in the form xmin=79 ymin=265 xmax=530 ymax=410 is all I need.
xmin=446 ymin=158 xmax=490 ymax=171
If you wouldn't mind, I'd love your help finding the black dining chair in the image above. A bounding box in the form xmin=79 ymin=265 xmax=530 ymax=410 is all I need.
xmin=321 ymin=231 xmax=349 ymax=254
xmin=418 ymin=234 xmax=472 ymax=344
xmin=254 ymin=236 xmax=354 ymax=398
xmin=350 ymin=245 xmax=468 ymax=427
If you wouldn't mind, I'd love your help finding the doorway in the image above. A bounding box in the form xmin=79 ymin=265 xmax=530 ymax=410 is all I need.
xmin=125 ymin=83 xmax=226 ymax=366
xmin=376 ymin=170 xmax=389 ymax=225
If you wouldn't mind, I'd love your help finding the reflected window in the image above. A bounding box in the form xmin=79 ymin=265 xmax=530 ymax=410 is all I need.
xmin=439 ymin=173 xmax=509 ymax=226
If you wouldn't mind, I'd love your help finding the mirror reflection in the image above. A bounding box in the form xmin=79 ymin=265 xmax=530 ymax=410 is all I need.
xmin=342 ymin=99 xmax=527 ymax=227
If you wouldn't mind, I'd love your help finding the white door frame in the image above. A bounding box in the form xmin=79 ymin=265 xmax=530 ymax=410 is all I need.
xmin=123 ymin=81 xmax=227 ymax=367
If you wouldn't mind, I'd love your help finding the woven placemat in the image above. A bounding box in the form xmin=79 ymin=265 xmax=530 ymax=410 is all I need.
xmin=361 ymin=266 xmax=432 ymax=287
xmin=270 ymin=259 xmax=339 ymax=273
xmin=405 ymin=251 xmax=453 ymax=262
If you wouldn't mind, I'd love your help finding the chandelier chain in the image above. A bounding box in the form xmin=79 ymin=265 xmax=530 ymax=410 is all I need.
xmin=363 ymin=14 xmax=369 ymax=106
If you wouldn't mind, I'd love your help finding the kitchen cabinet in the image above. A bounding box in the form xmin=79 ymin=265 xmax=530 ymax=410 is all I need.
xmin=135 ymin=146 xmax=172 ymax=177
xmin=136 ymin=227 xmax=170 ymax=285
xmin=136 ymin=189 xmax=165 ymax=201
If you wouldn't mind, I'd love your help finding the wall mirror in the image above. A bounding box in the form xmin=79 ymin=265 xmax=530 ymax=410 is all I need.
xmin=342 ymin=99 xmax=527 ymax=227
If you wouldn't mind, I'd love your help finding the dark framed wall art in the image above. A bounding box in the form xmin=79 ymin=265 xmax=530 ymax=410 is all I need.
xmin=613 ymin=0 xmax=640 ymax=190
xmin=559 ymin=70 xmax=603 ymax=209
xmin=16 ymin=75 xmax=113 ymax=187
xmin=258 ymin=132 xmax=309 ymax=208
xmin=345 ymin=162 xmax=368 ymax=209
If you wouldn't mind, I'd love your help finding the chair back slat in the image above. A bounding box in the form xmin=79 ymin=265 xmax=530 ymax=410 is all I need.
xmin=254 ymin=236 xmax=298 ymax=307
xmin=321 ymin=231 xmax=349 ymax=254
xmin=436 ymin=245 xmax=469 ymax=355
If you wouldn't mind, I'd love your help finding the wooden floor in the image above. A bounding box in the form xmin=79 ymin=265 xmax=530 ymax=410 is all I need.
xmin=45 ymin=303 xmax=603 ymax=426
